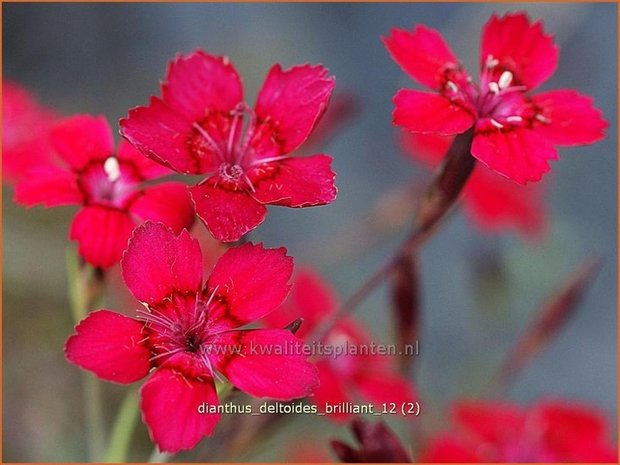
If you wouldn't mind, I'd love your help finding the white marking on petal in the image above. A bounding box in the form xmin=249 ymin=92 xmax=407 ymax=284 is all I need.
xmin=103 ymin=156 xmax=121 ymax=182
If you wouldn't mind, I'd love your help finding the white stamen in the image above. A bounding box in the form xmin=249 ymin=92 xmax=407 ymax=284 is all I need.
xmin=490 ymin=118 xmax=504 ymax=129
xmin=488 ymin=82 xmax=500 ymax=94
xmin=445 ymin=81 xmax=458 ymax=93
xmin=498 ymin=71 xmax=513 ymax=89
xmin=536 ymin=114 xmax=551 ymax=124
xmin=222 ymin=56 xmax=230 ymax=66
xmin=103 ymin=156 xmax=121 ymax=182
xmin=506 ymin=116 xmax=523 ymax=124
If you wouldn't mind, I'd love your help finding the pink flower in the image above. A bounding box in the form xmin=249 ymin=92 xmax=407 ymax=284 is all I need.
xmin=401 ymin=132 xmax=546 ymax=238
xmin=421 ymin=399 xmax=617 ymax=462
xmin=384 ymin=12 xmax=608 ymax=184
xmin=2 ymin=80 xmax=57 ymax=183
xmin=264 ymin=268 xmax=416 ymax=421
xmin=65 ymin=222 xmax=319 ymax=453
xmin=120 ymin=50 xmax=338 ymax=242
xmin=14 ymin=115 xmax=194 ymax=268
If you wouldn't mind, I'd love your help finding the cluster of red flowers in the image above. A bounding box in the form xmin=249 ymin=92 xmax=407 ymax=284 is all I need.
xmin=3 ymin=10 xmax=613 ymax=460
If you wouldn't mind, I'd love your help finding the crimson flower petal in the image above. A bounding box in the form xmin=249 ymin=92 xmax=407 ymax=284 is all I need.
xmin=208 ymin=329 xmax=318 ymax=400
xmin=129 ymin=182 xmax=195 ymax=233
xmin=383 ymin=25 xmax=462 ymax=90
xmin=162 ymin=50 xmax=243 ymax=121
xmin=355 ymin=372 xmax=417 ymax=412
xmin=471 ymin=128 xmax=558 ymax=184
xmin=14 ymin=165 xmax=82 ymax=207
xmin=453 ymin=400 xmax=525 ymax=444
xmin=65 ymin=310 xmax=150 ymax=383
xmin=207 ymin=242 xmax=293 ymax=331
xmin=117 ymin=140 xmax=172 ymax=180
xmin=400 ymin=131 xmax=453 ymax=167
xmin=121 ymin=222 xmax=202 ymax=305
xmin=190 ymin=183 xmax=267 ymax=243
xmin=312 ymin=360 xmax=350 ymax=421
xmin=70 ymin=206 xmax=136 ymax=269
xmin=251 ymin=154 xmax=337 ymax=207
xmin=140 ymin=368 xmax=220 ymax=453
xmin=264 ymin=268 xmax=339 ymax=338
xmin=464 ymin=167 xmax=546 ymax=238
xmin=394 ymin=89 xmax=475 ymax=135
xmin=421 ymin=435 xmax=484 ymax=462
xmin=254 ymin=64 xmax=335 ymax=155
xmin=531 ymin=90 xmax=608 ymax=146
xmin=480 ymin=12 xmax=558 ymax=89
xmin=121 ymin=97 xmax=217 ymax=175
xmin=51 ymin=115 xmax=114 ymax=170
xmin=2 ymin=81 xmax=57 ymax=183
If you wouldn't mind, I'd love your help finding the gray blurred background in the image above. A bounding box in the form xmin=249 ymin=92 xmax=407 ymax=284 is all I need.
xmin=3 ymin=2 xmax=617 ymax=462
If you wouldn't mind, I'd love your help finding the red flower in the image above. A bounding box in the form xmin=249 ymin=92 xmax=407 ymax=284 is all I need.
xmin=421 ymin=399 xmax=617 ymax=462
xmin=401 ymin=132 xmax=546 ymax=238
xmin=384 ymin=12 xmax=608 ymax=184
xmin=264 ymin=268 xmax=416 ymax=421
xmin=65 ymin=222 xmax=319 ymax=453
xmin=120 ymin=50 xmax=338 ymax=242
xmin=14 ymin=115 xmax=194 ymax=268
xmin=2 ymin=80 xmax=57 ymax=183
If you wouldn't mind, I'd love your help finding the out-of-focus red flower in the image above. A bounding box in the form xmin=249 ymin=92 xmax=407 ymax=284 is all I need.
xmin=2 ymin=80 xmax=57 ymax=183
xmin=401 ymin=132 xmax=546 ymax=238
xmin=120 ymin=50 xmax=337 ymax=243
xmin=421 ymin=399 xmax=617 ymax=462
xmin=264 ymin=268 xmax=416 ymax=421
xmin=14 ymin=115 xmax=194 ymax=268
xmin=65 ymin=222 xmax=319 ymax=453
xmin=384 ymin=12 xmax=607 ymax=184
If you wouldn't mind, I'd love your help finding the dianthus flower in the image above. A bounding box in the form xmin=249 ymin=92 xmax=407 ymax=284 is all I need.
xmin=2 ymin=80 xmax=57 ymax=183
xmin=120 ymin=50 xmax=337 ymax=242
xmin=66 ymin=222 xmax=318 ymax=452
xmin=14 ymin=115 xmax=194 ymax=268
xmin=264 ymin=268 xmax=416 ymax=421
xmin=384 ymin=12 xmax=607 ymax=184
xmin=421 ymin=399 xmax=617 ymax=462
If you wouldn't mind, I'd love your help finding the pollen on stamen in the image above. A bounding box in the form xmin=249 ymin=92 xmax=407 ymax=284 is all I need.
xmin=498 ymin=71 xmax=513 ymax=89
xmin=103 ymin=156 xmax=121 ymax=182
xmin=506 ymin=116 xmax=523 ymax=124
xmin=490 ymin=118 xmax=504 ymax=129
xmin=488 ymin=82 xmax=500 ymax=94
xmin=445 ymin=81 xmax=458 ymax=93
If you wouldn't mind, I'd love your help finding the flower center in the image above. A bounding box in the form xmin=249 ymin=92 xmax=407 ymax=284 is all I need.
xmin=218 ymin=162 xmax=244 ymax=183
xmin=440 ymin=55 xmax=550 ymax=132
xmin=193 ymin=102 xmax=257 ymax=168
xmin=137 ymin=292 xmax=220 ymax=376
xmin=80 ymin=157 xmax=141 ymax=209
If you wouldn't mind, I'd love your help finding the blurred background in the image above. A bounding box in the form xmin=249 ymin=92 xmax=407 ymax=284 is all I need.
xmin=3 ymin=2 xmax=617 ymax=462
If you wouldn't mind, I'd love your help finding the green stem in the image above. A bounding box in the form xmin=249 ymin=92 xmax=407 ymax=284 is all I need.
xmin=66 ymin=249 xmax=107 ymax=461
xmin=83 ymin=375 xmax=106 ymax=461
xmin=103 ymin=388 xmax=140 ymax=462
